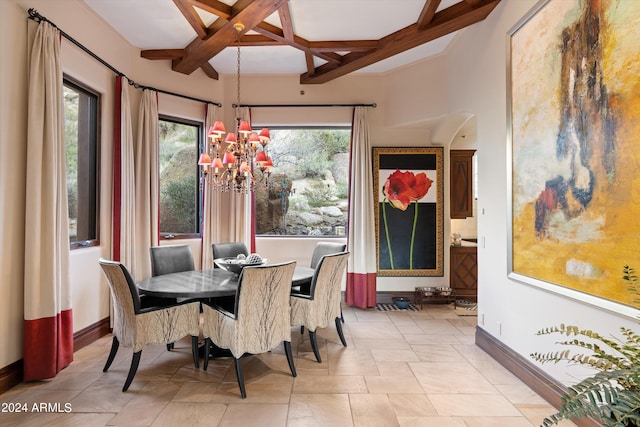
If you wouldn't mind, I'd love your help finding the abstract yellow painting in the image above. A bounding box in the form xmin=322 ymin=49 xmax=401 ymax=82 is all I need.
xmin=508 ymin=0 xmax=640 ymax=307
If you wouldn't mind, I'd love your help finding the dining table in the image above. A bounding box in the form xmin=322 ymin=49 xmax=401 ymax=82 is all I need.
xmin=137 ymin=264 xmax=315 ymax=360
xmin=136 ymin=265 xmax=316 ymax=300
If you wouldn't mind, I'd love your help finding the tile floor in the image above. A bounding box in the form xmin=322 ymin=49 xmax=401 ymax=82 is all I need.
xmin=0 ymin=304 xmax=576 ymax=426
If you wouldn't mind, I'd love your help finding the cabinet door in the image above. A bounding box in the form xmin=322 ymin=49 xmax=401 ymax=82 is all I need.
xmin=450 ymin=246 xmax=477 ymax=300
xmin=450 ymin=150 xmax=475 ymax=219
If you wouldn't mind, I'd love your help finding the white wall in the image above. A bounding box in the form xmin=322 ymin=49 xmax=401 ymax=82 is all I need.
xmin=0 ymin=0 xmax=29 ymax=368
xmin=446 ymin=0 xmax=638 ymax=384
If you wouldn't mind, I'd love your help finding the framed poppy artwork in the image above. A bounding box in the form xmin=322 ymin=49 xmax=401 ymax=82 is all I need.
xmin=373 ymin=147 xmax=444 ymax=277
xmin=507 ymin=0 xmax=640 ymax=313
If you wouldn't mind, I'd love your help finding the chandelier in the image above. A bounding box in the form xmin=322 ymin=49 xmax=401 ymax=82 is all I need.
xmin=198 ymin=23 xmax=273 ymax=193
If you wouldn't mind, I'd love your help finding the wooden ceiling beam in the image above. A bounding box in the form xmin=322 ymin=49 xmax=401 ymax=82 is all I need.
xmin=278 ymin=3 xmax=294 ymax=41
xmin=140 ymin=49 xmax=185 ymax=60
xmin=300 ymin=0 xmax=501 ymax=84
xmin=253 ymin=22 xmax=343 ymax=63
xmin=304 ymin=52 xmax=315 ymax=76
xmin=417 ymin=0 xmax=441 ymax=29
xmin=171 ymin=0 xmax=287 ymax=75
xmin=187 ymin=0 xmax=232 ymax=18
xmin=308 ymin=40 xmax=378 ymax=52
xmin=200 ymin=61 xmax=220 ymax=79
xmin=235 ymin=34 xmax=286 ymax=45
xmin=173 ymin=0 xmax=208 ymax=39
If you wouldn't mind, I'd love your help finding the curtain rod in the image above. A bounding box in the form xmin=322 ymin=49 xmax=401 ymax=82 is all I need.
xmin=233 ymin=103 xmax=377 ymax=108
xmin=27 ymin=8 xmax=222 ymax=107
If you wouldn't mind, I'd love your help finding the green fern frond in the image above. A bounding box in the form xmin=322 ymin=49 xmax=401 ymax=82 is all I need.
xmin=541 ymin=367 xmax=640 ymax=426
xmin=535 ymin=266 xmax=640 ymax=426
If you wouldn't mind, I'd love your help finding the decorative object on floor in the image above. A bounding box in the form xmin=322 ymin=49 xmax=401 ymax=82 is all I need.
xmin=414 ymin=286 xmax=456 ymax=309
xmin=198 ymin=23 xmax=272 ymax=193
xmin=373 ymin=147 xmax=444 ymax=277
xmin=455 ymin=299 xmax=477 ymax=316
xmin=507 ymin=0 xmax=640 ymax=311
xmin=391 ymin=297 xmax=411 ymax=309
xmin=376 ymin=303 xmax=418 ymax=312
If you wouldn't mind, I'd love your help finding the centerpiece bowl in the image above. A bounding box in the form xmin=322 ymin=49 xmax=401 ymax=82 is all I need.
xmin=214 ymin=257 xmax=268 ymax=275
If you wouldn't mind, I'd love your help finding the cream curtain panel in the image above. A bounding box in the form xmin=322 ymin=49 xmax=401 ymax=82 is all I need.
xmin=235 ymin=106 xmax=252 ymax=249
xmin=201 ymin=103 xmax=223 ymax=269
xmin=345 ymin=106 xmax=377 ymax=308
xmin=133 ymin=90 xmax=160 ymax=280
xmin=116 ymin=77 xmax=137 ymax=274
xmin=24 ymin=20 xmax=73 ymax=381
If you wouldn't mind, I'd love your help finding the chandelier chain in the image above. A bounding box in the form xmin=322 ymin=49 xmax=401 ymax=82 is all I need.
xmin=236 ymin=27 xmax=241 ymax=118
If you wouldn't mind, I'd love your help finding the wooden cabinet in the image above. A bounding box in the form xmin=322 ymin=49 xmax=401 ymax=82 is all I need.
xmin=450 ymin=150 xmax=476 ymax=219
xmin=450 ymin=245 xmax=477 ymax=301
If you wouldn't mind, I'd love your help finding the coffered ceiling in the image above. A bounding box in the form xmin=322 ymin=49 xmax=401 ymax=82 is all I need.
xmin=83 ymin=0 xmax=501 ymax=84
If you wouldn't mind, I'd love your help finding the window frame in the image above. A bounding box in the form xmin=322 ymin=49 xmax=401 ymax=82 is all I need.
xmin=63 ymin=75 xmax=101 ymax=250
xmin=158 ymin=114 xmax=203 ymax=240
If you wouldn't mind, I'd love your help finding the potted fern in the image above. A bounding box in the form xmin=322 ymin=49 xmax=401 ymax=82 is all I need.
xmin=530 ymin=266 xmax=640 ymax=427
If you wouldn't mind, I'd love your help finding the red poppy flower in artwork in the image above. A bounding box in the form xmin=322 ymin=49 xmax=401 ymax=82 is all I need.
xmin=383 ymin=170 xmax=433 ymax=210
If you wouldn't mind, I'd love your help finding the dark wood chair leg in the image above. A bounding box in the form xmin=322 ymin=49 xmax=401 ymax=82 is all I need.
xmin=123 ymin=350 xmax=141 ymax=392
xmin=234 ymin=357 xmax=247 ymax=398
xmin=166 ymin=343 xmax=174 ymax=351
xmin=309 ymin=330 xmax=322 ymax=363
xmin=103 ymin=336 xmax=120 ymax=372
xmin=191 ymin=336 xmax=199 ymax=369
xmin=203 ymin=338 xmax=210 ymax=371
xmin=284 ymin=341 xmax=297 ymax=377
xmin=340 ymin=308 xmax=344 ymax=323
xmin=335 ymin=317 xmax=347 ymax=347
xmin=301 ymin=326 xmax=304 ymax=334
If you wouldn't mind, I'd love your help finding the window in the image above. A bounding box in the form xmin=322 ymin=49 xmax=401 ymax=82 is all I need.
xmin=158 ymin=116 xmax=202 ymax=238
xmin=255 ymin=127 xmax=350 ymax=236
xmin=63 ymin=77 xmax=99 ymax=249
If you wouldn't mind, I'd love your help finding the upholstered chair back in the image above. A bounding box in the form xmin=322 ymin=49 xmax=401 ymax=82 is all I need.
xmin=310 ymin=242 xmax=347 ymax=269
xmin=149 ymin=245 xmax=195 ymax=276
xmin=99 ymin=260 xmax=141 ymax=346
xmin=99 ymin=259 xmax=200 ymax=353
xmin=291 ymin=252 xmax=348 ymax=331
xmin=202 ymin=261 xmax=296 ymax=358
xmin=212 ymin=242 xmax=249 ymax=261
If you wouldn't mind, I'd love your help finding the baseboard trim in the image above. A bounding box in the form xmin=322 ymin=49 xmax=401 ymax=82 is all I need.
xmin=0 ymin=317 xmax=111 ymax=395
xmin=475 ymin=327 xmax=599 ymax=427
xmin=74 ymin=317 xmax=110 ymax=352
xmin=0 ymin=359 xmax=23 ymax=396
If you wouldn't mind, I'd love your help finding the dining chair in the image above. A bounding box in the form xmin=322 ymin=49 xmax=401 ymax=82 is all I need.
xmin=149 ymin=244 xmax=195 ymax=276
xmin=150 ymin=244 xmax=197 ymax=350
xmin=201 ymin=261 xmax=297 ymax=398
xmin=99 ymin=259 xmax=201 ymax=391
xmin=310 ymin=242 xmax=347 ymax=269
xmin=290 ymin=251 xmax=349 ymax=363
xmin=296 ymin=242 xmax=347 ymax=329
xmin=212 ymin=242 xmax=249 ymax=262
xmin=211 ymin=242 xmax=249 ymax=313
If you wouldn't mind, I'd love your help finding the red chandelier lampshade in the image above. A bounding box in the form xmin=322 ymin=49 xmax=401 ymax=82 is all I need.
xmin=197 ymin=22 xmax=273 ymax=193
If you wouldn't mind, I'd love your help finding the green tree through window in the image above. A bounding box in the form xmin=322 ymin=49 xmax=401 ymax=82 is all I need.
xmin=255 ymin=128 xmax=350 ymax=236
xmin=63 ymin=77 xmax=99 ymax=248
xmin=159 ymin=117 xmax=201 ymax=237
